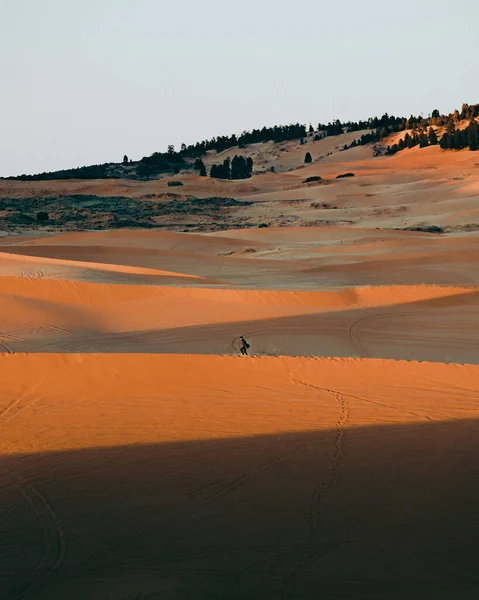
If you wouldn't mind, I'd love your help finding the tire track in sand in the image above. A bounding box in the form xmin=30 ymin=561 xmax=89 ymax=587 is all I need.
xmin=282 ymin=375 xmax=350 ymax=599
xmin=348 ymin=310 xmax=466 ymax=359
xmin=0 ymin=339 xmax=13 ymax=353
xmin=0 ymin=374 xmax=66 ymax=598
xmin=3 ymin=471 xmax=66 ymax=600
xmin=77 ymin=443 xmax=307 ymax=576
xmin=39 ymin=323 xmax=75 ymax=338
xmin=0 ymin=332 xmax=25 ymax=354
xmin=20 ymin=269 xmax=43 ymax=279
xmin=348 ymin=313 xmax=387 ymax=358
xmin=0 ymin=375 xmax=49 ymax=427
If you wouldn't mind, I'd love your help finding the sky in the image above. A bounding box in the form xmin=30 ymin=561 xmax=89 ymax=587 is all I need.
xmin=1 ymin=0 xmax=478 ymax=177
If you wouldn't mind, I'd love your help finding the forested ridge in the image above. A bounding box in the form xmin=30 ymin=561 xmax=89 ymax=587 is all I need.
xmin=4 ymin=104 xmax=478 ymax=181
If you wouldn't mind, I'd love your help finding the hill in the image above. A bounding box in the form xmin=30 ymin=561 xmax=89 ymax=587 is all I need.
xmin=0 ymin=106 xmax=466 ymax=180
xmin=1 ymin=123 xmax=478 ymax=234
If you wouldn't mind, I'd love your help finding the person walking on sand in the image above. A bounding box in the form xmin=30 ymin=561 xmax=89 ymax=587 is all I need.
xmin=240 ymin=336 xmax=250 ymax=356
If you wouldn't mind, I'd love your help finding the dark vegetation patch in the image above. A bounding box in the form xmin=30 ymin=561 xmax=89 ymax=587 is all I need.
xmin=443 ymin=223 xmax=479 ymax=232
xmin=299 ymin=219 xmax=356 ymax=227
xmin=0 ymin=195 xmax=252 ymax=232
xmin=336 ymin=172 xmax=355 ymax=179
xmin=0 ymin=211 xmax=36 ymax=225
xmin=210 ymin=155 xmax=253 ymax=180
xmin=36 ymin=211 xmax=49 ymax=222
xmin=405 ymin=225 xmax=445 ymax=234
xmin=302 ymin=176 xmax=322 ymax=183
xmin=167 ymin=180 xmax=183 ymax=187
xmin=280 ymin=199 xmax=308 ymax=206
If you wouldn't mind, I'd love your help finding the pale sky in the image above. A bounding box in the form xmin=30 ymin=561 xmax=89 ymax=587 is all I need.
xmin=1 ymin=0 xmax=478 ymax=177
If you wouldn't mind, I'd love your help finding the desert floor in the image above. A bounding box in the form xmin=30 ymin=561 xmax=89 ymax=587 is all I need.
xmin=1 ymin=142 xmax=479 ymax=599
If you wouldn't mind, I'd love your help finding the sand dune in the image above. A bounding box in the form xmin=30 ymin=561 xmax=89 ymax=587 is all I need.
xmin=1 ymin=226 xmax=479 ymax=287
xmin=0 ymin=250 xmax=219 ymax=286
xmin=0 ymin=272 xmax=477 ymax=362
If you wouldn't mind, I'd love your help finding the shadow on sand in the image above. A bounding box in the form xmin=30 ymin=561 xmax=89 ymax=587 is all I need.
xmin=1 ymin=417 xmax=479 ymax=599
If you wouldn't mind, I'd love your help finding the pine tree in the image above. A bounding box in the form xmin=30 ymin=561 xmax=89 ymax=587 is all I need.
xmin=246 ymin=156 xmax=253 ymax=177
xmin=304 ymin=152 xmax=312 ymax=164
xmin=378 ymin=128 xmax=388 ymax=139
xmin=123 ymin=155 xmax=129 ymax=164
xmin=453 ymin=130 xmax=465 ymax=150
xmin=210 ymin=158 xmax=232 ymax=179
xmin=428 ymin=128 xmax=438 ymax=146
xmin=419 ymin=133 xmax=429 ymax=148
xmin=230 ymin=155 xmax=253 ymax=179
xmin=194 ymin=158 xmax=207 ymax=176
xmin=468 ymin=122 xmax=479 ymax=151
xmin=222 ymin=157 xmax=231 ymax=180
xmin=439 ymin=133 xmax=450 ymax=150
xmin=445 ymin=120 xmax=456 ymax=135
xmin=231 ymin=155 xmax=246 ymax=179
